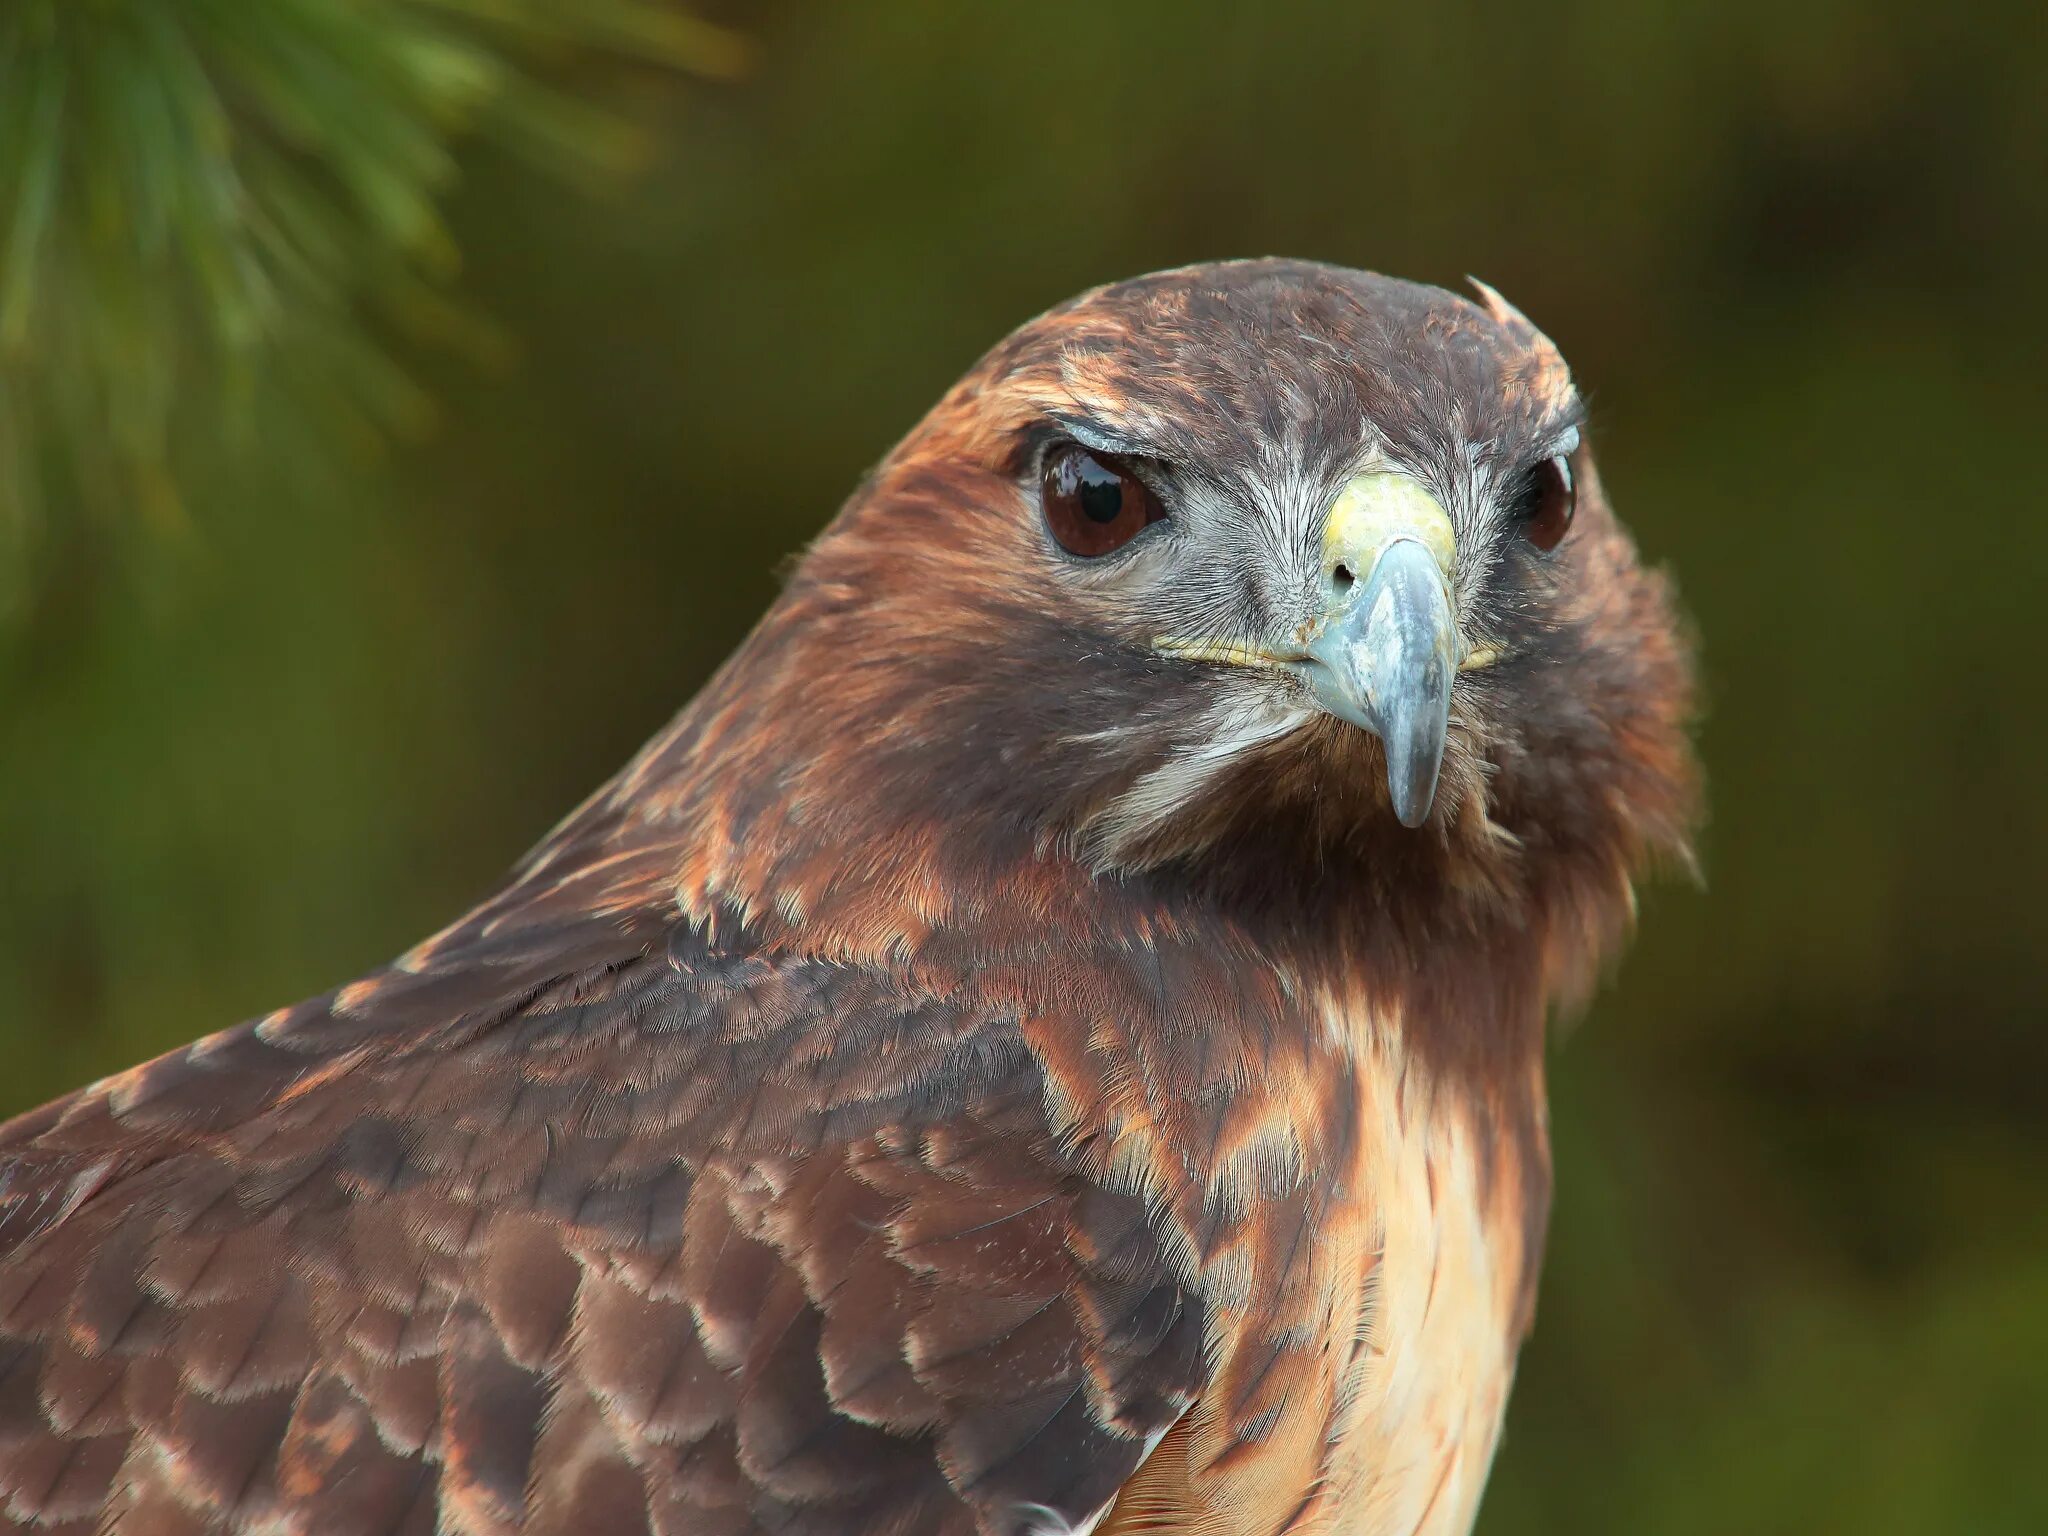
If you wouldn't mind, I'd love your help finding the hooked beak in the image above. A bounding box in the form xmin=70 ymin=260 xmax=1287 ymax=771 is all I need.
xmin=1302 ymin=474 xmax=1460 ymax=828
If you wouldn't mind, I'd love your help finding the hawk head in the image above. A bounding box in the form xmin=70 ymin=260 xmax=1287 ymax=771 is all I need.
xmin=633 ymin=259 xmax=1695 ymax=969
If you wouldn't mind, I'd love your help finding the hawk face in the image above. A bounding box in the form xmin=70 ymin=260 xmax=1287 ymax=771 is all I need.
xmin=775 ymin=259 xmax=1693 ymax=932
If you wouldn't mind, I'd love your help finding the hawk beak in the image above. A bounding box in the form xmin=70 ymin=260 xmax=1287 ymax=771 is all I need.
xmin=1303 ymin=474 xmax=1459 ymax=828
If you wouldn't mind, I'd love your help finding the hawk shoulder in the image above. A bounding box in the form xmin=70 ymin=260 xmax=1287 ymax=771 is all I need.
xmin=0 ymin=903 xmax=1202 ymax=1536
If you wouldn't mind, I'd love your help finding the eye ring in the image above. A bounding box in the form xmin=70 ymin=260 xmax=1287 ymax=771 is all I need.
xmin=1042 ymin=445 xmax=1168 ymax=558
xmin=1508 ymin=453 xmax=1576 ymax=552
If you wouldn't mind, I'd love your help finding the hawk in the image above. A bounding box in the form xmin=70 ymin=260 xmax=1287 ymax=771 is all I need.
xmin=0 ymin=260 xmax=1697 ymax=1536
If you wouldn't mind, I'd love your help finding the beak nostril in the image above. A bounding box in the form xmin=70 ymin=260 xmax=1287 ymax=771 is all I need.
xmin=1304 ymin=537 xmax=1457 ymax=829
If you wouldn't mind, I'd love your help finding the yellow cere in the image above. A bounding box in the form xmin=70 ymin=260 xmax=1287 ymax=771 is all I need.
xmin=1323 ymin=473 xmax=1457 ymax=582
xmin=1158 ymin=478 xmax=1500 ymax=674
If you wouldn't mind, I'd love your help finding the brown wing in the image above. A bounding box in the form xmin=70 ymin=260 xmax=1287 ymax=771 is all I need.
xmin=0 ymin=885 xmax=1203 ymax=1535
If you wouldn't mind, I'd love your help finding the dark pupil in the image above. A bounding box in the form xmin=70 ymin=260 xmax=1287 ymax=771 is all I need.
xmin=1075 ymin=460 xmax=1124 ymax=523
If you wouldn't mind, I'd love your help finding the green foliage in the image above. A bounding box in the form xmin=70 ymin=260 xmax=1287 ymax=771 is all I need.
xmin=0 ymin=0 xmax=743 ymax=606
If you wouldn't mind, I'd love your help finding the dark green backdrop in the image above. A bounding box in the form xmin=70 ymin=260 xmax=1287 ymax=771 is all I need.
xmin=3 ymin=4 xmax=2043 ymax=1531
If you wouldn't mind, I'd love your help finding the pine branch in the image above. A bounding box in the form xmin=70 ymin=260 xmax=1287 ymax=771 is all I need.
xmin=0 ymin=0 xmax=743 ymax=599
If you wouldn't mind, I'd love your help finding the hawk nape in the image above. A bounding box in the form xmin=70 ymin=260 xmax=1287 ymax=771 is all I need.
xmin=0 ymin=261 xmax=1697 ymax=1536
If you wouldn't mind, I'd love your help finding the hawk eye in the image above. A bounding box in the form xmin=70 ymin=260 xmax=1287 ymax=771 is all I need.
xmin=1043 ymin=446 xmax=1166 ymax=558
xmin=1508 ymin=454 xmax=1576 ymax=552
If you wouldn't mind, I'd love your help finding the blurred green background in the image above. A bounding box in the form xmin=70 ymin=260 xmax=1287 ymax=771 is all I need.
xmin=3 ymin=2 xmax=2044 ymax=1531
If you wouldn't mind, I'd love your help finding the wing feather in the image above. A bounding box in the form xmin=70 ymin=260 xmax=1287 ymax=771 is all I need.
xmin=0 ymin=904 xmax=1203 ymax=1536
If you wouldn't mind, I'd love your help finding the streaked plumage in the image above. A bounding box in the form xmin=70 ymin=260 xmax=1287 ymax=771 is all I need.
xmin=0 ymin=260 xmax=1697 ymax=1536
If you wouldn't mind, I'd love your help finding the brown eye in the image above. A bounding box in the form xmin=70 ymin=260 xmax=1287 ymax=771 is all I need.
xmin=1509 ymin=454 xmax=1576 ymax=552
xmin=1042 ymin=446 xmax=1167 ymax=557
